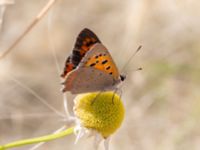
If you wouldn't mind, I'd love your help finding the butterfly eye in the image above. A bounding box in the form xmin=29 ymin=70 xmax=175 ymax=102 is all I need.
xmin=120 ymin=75 xmax=126 ymax=81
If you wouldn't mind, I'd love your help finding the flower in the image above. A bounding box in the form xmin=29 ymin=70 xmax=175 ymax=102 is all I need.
xmin=73 ymin=92 xmax=125 ymax=149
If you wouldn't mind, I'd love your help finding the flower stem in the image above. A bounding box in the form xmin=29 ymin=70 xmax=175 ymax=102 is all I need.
xmin=0 ymin=127 xmax=74 ymax=150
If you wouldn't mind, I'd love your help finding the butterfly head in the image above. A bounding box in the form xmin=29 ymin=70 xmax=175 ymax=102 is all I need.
xmin=120 ymin=74 xmax=126 ymax=82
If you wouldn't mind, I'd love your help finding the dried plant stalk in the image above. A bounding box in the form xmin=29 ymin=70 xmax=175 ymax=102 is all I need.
xmin=0 ymin=0 xmax=57 ymax=60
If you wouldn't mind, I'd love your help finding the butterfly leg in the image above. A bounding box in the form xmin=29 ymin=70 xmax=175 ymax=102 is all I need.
xmin=91 ymin=92 xmax=103 ymax=105
xmin=111 ymin=88 xmax=119 ymax=104
xmin=118 ymin=88 xmax=123 ymax=101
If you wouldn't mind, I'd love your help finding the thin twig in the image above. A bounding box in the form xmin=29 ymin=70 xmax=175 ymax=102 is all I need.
xmin=46 ymin=10 xmax=73 ymax=118
xmin=0 ymin=0 xmax=57 ymax=60
xmin=9 ymin=75 xmax=65 ymax=118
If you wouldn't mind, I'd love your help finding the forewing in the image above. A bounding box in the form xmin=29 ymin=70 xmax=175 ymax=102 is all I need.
xmin=61 ymin=28 xmax=101 ymax=78
xmin=79 ymin=43 xmax=120 ymax=80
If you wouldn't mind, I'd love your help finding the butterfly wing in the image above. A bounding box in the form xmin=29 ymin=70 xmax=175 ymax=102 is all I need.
xmin=61 ymin=28 xmax=101 ymax=78
xmin=62 ymin=67 xmax=114 ymax=94
xmin=79 ymin=43 xmax=120 ymax=80
xmin=62 ymin=43 xmax=120 ymax=94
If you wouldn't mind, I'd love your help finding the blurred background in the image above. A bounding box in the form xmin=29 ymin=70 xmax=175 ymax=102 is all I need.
xmin=1 ymin=0 xmax=200 ymax=149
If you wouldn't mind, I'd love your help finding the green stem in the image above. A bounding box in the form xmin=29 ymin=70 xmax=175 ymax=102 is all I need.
xmin=0 ymin=127 xmax=74 ymax=150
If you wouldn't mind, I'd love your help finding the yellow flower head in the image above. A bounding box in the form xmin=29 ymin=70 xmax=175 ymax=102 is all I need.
xmin=74 ymin=91 xmax=125 ymax=138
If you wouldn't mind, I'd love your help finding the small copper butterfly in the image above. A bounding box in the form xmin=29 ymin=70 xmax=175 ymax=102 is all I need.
xmin=61 ymin=28 xmax=125 ymax=94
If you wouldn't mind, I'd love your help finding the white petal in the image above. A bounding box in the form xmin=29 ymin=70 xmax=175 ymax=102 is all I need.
xmin=93 ymin=133 xmax=103 ymax=150
xmin=104 ymin=137 xmax=111 ymax=150
xmin=63 ymin=93 xmax=74 ymax=117
xmin=74 ymin=124 xmax=86 ymax=144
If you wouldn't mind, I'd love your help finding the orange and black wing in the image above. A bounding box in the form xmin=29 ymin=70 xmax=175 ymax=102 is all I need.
xmin=61 ymin=28 xmax=101 ymax=78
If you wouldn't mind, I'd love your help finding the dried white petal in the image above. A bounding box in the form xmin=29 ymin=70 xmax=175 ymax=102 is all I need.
xmin=104 ymin=137 xmax=111 ymax=150
xmin=63 ymin=93 xmax=74 ymax=117
xmin=74 ymin=124 xmax=87 ymax=144
xmin=93 ymin=133 xmax=103 ymax=150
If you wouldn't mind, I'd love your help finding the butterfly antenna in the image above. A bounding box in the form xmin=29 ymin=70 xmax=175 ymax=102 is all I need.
xmin=121 ymin=45 xmax=142 ymax=73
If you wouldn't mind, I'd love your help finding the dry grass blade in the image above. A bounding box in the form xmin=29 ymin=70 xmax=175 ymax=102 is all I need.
xmin=9 ymin=75 xmax=65 ymax=118
xmin=0 ymin=0 xmax=57 ymax=60
xmin=0 ymin=0 xmax=14 ymax=31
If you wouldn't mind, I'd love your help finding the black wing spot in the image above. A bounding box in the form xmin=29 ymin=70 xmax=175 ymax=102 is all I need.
xmin=102 ymin=60 xmax=108 ymax=64
xmin=103 ymin=53 xmax=106 ymax=56
xmin=86 ymin=41 xmax=93 ymax=47
xmin=99 ymin=54 xmax=102 ymax=57
xmin=72 ymin=50 xmax=82 ymax=65
xmin=95 ymin=55 xmax=99 ymax=59
xmin=106 ymin=66 xmax=111 ymax=70
xmin=90 ymin=63 xmax=96 ymax=67
xmin=109 ymin=72 xmax=113 ymax=75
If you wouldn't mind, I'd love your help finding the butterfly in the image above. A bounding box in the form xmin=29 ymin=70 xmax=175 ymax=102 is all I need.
xmin=61 ymin=28 xmax=126 ymax=94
